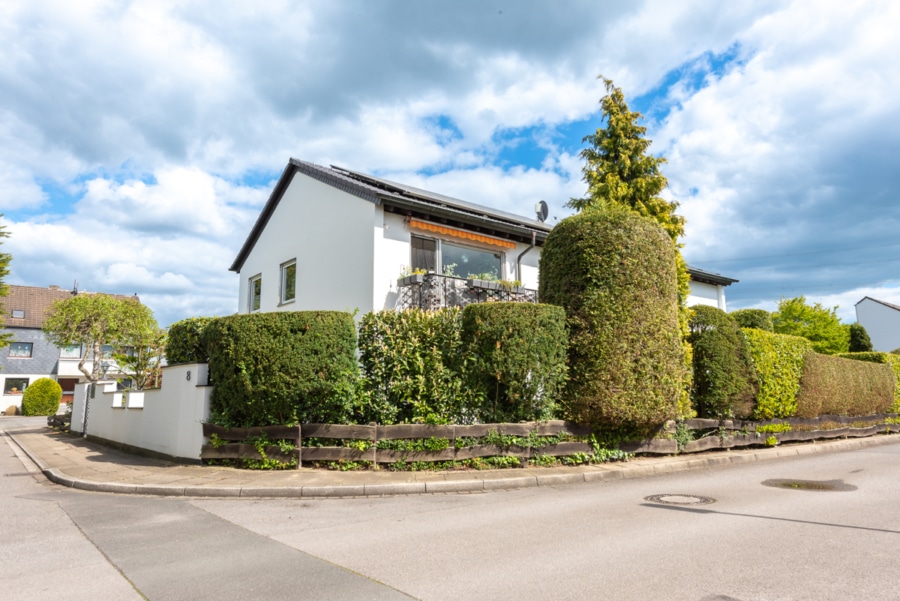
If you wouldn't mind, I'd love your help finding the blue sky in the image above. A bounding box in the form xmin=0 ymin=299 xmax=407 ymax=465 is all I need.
xmin=1 ymin=0 xmax=899 ymax=326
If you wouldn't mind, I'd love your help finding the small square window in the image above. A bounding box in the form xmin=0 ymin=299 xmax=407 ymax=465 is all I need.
xmin=249 ymin=275 xmax=262 ymax=312
xmin=4 ymin=377 xmax=29 ymax=394
xmin=11 ymin=309 xmax=24 ymax=319
xmin=281 ymin=260 xmax=296 ymax=304
xmin=8 ymin=342 xmax=33 ymax=358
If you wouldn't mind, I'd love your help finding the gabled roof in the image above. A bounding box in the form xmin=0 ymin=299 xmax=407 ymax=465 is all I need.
xmin=1 ymin=285 xmax=139 ymax=329
xmin=230 ymin=159 xmax=553 ymax=273
xmin=855 ymin=296 xmax=900 ymax=312
xmin=686 ymin=266 xmax=739 ymax=287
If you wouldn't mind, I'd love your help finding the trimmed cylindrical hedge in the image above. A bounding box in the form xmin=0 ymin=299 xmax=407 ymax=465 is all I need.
xmin=167 ymin=316 xmax=215 ymax=365
xmin=461 ymin=302 xmax=568 ymax=423
xmin=795 ymin=353 xmax=894 ymax=417
xmin=688 ymin=306 xmax=757 ymax=419
xmin=203 ymin=311 xmax=358 ymax=427
xmin=357 ymin=308 xmax=474 ymax=424
xmin=730 ymin=308 xmax=774 ymax=332
xmin=539 ymin=205 xmax=684 ymax=429
xmin=21 ymin=378 xmax=62 ymax=416
xmin=742 ymin=328 xmax=811 ymax=419
xmin=839 ymin=352 xmax=900 ymax=413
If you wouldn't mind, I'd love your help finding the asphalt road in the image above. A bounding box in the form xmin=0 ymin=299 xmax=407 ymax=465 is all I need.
xmin=4 ymin=417 xmax=900 ymax=600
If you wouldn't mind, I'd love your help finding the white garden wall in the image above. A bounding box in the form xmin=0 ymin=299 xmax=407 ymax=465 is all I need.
xmin=70 ymin=363 xmax=211 ymax=462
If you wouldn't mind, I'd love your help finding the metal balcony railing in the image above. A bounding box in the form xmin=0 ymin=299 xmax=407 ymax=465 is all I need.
xmin=396 ymin=273 xmax=538 ymax=311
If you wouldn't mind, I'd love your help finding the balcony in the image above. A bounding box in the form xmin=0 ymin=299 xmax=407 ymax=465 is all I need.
xmin=396 ymin=273 xmax=538 ymax=311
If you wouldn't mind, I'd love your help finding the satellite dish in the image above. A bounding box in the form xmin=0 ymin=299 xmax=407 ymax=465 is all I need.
xmin=535 ymin=200 xmax=549 ymax=223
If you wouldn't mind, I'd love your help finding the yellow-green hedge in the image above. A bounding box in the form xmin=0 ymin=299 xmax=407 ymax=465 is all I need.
xmin=796 ymin=353 xmax=894 ymax=417
xmin=742 ymin=328 xmax=812 ymax=419
xmin=839 ymin=352 xmax=900 ymax=413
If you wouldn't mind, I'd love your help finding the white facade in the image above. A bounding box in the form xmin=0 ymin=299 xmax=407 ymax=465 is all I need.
xmin=855 ymin=297 xmax=900 ymax=352
xmin=687 ymin=280 xmax=728 ymax=311
xmin=70 ymin=363 xmax=212 ymax=461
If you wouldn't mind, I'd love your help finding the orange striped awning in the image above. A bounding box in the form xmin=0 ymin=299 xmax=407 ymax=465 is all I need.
xmin=409 ymin=219 xmax=517 ymax=250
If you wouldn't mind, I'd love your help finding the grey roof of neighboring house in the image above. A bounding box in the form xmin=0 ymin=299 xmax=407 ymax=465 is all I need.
xmin=230 ymin=159 xmax=553 ymax=273
xmin=686 ymin=266 xmax=739 ymax=287
xmin=855 ymin=296 xmax=900 ymax=312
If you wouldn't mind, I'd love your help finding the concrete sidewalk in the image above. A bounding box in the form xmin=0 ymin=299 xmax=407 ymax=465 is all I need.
xmin=4 ymin=418 xmax=899 ymax=499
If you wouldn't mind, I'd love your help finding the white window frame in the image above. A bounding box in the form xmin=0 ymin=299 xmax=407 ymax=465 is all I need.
xmin=280 ymin=260 xmax=296 ymax=305
xmin=248 ymin=274 xmax=262 ymax=312
xmin=411 ymin=234 xmax=505 ymax=280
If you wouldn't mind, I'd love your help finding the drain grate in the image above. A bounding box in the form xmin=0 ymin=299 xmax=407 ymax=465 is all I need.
xmin=644 ymin=493 xmax=716 ymax=505
xmin=761 ymin=479 xmax=857 ymax=492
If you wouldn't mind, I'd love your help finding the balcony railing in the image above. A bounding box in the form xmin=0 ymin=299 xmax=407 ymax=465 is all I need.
xmin=396 ymin=273 xmax=538 ymax=311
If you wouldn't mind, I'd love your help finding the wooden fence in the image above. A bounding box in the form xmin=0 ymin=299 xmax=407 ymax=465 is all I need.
xmin=200 ymin=414 xmax=900 ymax=467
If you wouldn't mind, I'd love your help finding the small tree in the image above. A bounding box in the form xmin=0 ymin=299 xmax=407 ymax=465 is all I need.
xmin=730 ymin=308 xmax=774 ymax=332
xmin=114 ymin=328 xmax=166 ymax=390
xmin=772 ymin=296 xmax=849 ymax=355
xmin=42 ymin=294 xmax=159 ymax=382
xmin=847 ymin=323 xmax=873 ymax=352
xmin=0 ymin=219 xmax=12 ymax=349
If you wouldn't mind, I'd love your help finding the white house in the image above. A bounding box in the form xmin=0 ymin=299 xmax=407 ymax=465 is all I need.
xmin=231 ymin=159 xmax=736 ymax=315
xmin=855 ymin=297 xmax=900 ymax=352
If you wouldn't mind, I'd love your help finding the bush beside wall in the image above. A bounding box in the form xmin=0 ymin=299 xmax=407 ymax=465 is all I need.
xmin=742 ymin=328 xmax=811 ymax=420
xmin=795 ymin=353 xmax=894 ymax=417
xmin=539 ymin=206 xmax=684 ymax=429
xmin=21 ymin=378 xmax=62 ymax=416
xmin=839 ymin=352 xmax=900 ymax=413
xmin=460 ymin=302 xmax=568 ymax=423
xmin=688 ymin=306 xmax=757 ymax=419
xmin=167 ymin=316 xmax=215 ymax=365
xmin=203 ymin=311 xmax=358 ymax=427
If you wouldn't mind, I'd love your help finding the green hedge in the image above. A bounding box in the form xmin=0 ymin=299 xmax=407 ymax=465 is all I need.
xmin=358 ymin=308 xmax=476 ymax=424
xmin=839 ymin=352 xmax=900 ymax=413
xmin=742 ymin=328 xmax=811 ymax=419
xmin=167 ymin=316 xmax=214 ymax=364
xmin=21 ymin=378 xmax=62 ymax=416
xmin=539 ymin=205 xmax=684 ymax=429
xmin=203 ymin=311 xmax=358 ymax=427
xmin=460 ymin=302 xmax=567 ymax=423
xmin=688 ymin=306 xmax=757 ymax=419
xmin=796 ymin=353 xmax=894 ymax=417
xmin=847 ymin=323 xmax=873 ymax=352
xmin=730 ymin=308 xmax=773 ymax=332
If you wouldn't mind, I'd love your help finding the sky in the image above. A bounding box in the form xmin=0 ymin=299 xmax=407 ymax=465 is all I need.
xmin=1 ymin=0 xmax=898 ymax=327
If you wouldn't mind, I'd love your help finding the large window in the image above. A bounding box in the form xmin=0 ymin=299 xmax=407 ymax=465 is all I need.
xmin=281 ymin=260 xmax=296 ymax=304
xmin=249 ymin=275 xmax=262 ymax=312
xmin=8 ymin=342 xmax=33 ymax=358
xmin=60 ymin=345 xmax=82 ymax=359
xmin=4 ymin=377 xmax=28 ymax=394
xmin=411 ymin=235 xmax=503 ymax=279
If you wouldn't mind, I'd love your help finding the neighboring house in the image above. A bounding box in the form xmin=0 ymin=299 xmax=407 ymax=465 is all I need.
xmin=855 ymin=296 xmax=900 ymax=352
xmin=231 ymin=159 xmax=737 ymax=315
xmin=0 ymin=284 xmax=138 ymax=411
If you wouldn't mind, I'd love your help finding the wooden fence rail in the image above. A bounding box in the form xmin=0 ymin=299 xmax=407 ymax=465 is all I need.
xmin=199 ymin=414 xmax=900 ymax=467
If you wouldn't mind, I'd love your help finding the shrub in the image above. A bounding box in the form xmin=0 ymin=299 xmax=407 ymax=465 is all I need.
xmin=539 ymin=205 xmax=684 ymax=430
xmin=688 ymin=306 xmax=757 ymax=419
xmin=730 ymin=308 xmax=774 ymax=332
xmin=795 ymin=353 xmax=894 ymax=417
xmin=21 ymin=378 xmax=62 ymax=416
xmin=460 ymin=302 xmax=567 ymax=423
xmin=742 ymin=328 xmax=812 ymax=419
xmin=847 ymin=323 xmax=873 ymax=352
xmin=839 ymin=352 xmax=900 ymax=413
xmin=358 ymin=308 xmax=476 ymax=424
xmin=167 ymin=316 xmax=215 ymax=364
xmin=203 ymin=311 xmax=358 ymax=427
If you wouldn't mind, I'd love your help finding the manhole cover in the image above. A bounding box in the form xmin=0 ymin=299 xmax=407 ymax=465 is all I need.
xmin=644 ymin=494 xmax=716 ymax=505
xmin=761 ymin=479 xmax=857 ymax=492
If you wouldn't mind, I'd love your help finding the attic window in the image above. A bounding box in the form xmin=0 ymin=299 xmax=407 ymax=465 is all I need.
xmin=11 ymin=310 xmax=24 ymax=319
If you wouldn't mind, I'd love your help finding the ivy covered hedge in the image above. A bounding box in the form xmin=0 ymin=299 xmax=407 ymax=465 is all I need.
xmin=540 ymin=205 xmax=684 ymax=429
xmin=203 ymin=311 xmax=358 ymax=427
xmin=795 ymin=353 xmax=894 ymax=417
xmin=461 ymin=302 xmax=567 ymax=423
xmin=167 ymin=316 xmax=215 ymax=364
xmin=357 ymin=308 xmax=475 ymax=425
xmin=688 ymin=306 xmax=756 ymax=419
xmin=839 ymin=352 xmax=900 ymax=412
xmin=742 ymin=328 xmax=811 ymax=419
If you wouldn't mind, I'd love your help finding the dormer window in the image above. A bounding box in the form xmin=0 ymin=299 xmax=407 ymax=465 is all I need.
xmin=11 ymin=309 xmax=24 ymax=319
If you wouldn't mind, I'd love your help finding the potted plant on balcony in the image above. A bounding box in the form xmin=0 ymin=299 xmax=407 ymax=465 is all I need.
xmin=397 ymin=266 xmax=427 ymax=287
